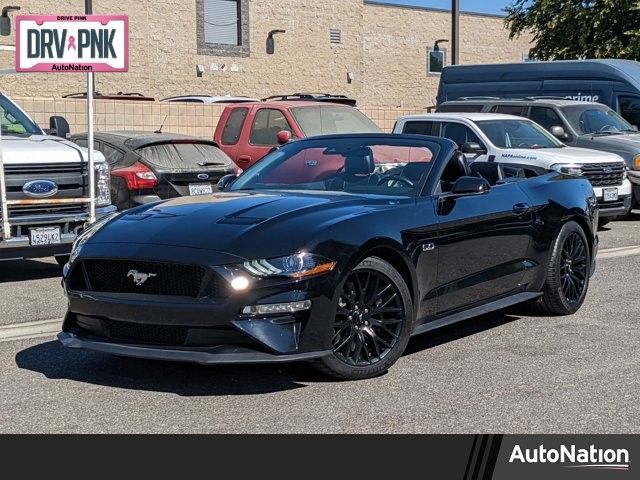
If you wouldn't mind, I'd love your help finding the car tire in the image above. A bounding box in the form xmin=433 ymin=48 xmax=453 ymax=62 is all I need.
xmin=535 ymin=221 xmax=591 ymax=316
xmin=315 ymin=256 xmax=414 ymax=380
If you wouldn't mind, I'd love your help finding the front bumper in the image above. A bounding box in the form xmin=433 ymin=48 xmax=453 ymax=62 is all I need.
xmin=0 ymin=205 xmax=117 ymax=260
xmin=60 ymin=246 xmax=341 ymax=364
xmin=592 ymin=181 xmax=632 ymax=217
xmin=58 ymin=331 xmax=331 ymax=364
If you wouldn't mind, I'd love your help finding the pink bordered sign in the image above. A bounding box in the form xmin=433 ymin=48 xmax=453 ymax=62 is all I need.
xmin=15 ymin=14 xmax=128 ymax=73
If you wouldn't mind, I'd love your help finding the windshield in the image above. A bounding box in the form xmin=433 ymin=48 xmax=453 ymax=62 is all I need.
xmin=0 ymin=94 xmax=42 ymax=135
xmin=135 ymin=142 xmax=234 ymax=170
xmin=290 ymin=105 xmax=381 ymax=137
xmin=562 ymin=105 xmax=635 ymax=135
xmin=230 ymin=137 xmax=440 ymax=196
xmin=476 ymin=119 xmax=563 ymax=149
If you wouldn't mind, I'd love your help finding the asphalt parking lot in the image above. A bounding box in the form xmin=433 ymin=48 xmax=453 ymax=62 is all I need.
xmin=1 ymin=214 xmax=639 ymax=433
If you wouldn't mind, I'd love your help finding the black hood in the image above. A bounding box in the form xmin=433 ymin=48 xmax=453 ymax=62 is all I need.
xmin=89 ymin=191 xmax=405 ymax=260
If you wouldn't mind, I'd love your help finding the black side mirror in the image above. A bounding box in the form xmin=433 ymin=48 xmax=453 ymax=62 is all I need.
xmin=451 ymin=176 xmax=491 ymax=196
xmin=217 ymin=173 xmax=237 ymax=191
xmin=461 ymin=142 xmax=487 ymax=155
xmin=550 ymin=125 xmax=569 ymax=140
xmin=48 ymin=116 xmax=70 ymax=139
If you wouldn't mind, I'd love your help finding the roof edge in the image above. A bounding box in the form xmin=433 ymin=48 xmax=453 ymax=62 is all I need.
xmin=363 ymin=1 xmax=507 ymax=19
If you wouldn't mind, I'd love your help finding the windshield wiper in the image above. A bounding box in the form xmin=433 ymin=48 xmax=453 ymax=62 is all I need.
xmin=588 ymin=131 xmax=624 ymax=136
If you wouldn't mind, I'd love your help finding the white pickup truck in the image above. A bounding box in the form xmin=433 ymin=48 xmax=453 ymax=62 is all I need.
xmin=393 ymin=112 xmax=632 ymax=222
xmin=0 ymin=91 xmax=115 ymax=265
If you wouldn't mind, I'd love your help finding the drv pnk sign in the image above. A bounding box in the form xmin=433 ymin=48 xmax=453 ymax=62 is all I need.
xmin=15 ymin=15 xmax=128 ymax=72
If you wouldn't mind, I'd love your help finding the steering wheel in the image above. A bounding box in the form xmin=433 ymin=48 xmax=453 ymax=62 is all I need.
xmin=377 ymin=175 xmax=414 ymax=188
xmin=599 ymin=124 xmax=616 ymax=133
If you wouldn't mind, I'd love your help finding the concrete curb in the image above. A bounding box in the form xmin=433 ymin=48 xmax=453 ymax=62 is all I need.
xmin=0 ymin=318 xmax=61 ymax=343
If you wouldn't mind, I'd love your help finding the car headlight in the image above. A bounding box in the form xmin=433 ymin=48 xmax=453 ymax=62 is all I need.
xmin=242 ymin=253 xmax=336 ymax=279
xmin=95 ymin=162 xmax=111 ymax=207
xmin=634 ymin=154 xmax=640 ymax=170
xmin=551 ymin=163 xmax=583 ymax=176
xmin=69 ymin=211 xmax=118 ymax=263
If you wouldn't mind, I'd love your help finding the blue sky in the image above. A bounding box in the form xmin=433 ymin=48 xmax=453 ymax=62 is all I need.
xmin=379 ymin=0 xmax=511 ymax=15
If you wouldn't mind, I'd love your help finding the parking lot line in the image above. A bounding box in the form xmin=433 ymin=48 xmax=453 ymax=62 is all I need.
xmin=598 ymin=245 xmax=640 ymax=259
xmin=0 ymin=318 xmax=61 ymax=343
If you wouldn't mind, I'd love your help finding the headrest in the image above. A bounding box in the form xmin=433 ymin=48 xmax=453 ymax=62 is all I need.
xmin=344 ymin=147 xmax=375 ymax=175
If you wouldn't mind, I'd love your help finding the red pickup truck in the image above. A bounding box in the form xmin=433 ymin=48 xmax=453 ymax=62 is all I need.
xmin=213 ymin=101 xmax=381 ymax=168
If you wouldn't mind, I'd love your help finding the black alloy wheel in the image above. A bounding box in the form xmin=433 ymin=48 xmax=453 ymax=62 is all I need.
xmin=317 ymin=256 xmax=414 ymax=380
xmin=332 ymin=269 xmax=405 ymax=366
xmin=536 ymin=221 xmax=591 ymax=315
xmin=559 ymin=232 xmax=588 ymax=304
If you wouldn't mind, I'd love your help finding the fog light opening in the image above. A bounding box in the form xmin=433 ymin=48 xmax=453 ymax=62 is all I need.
xmin=230 ymin=276 xmax=251 ymax=291
xmin=242 ymin=300 xmax=312 ymax=316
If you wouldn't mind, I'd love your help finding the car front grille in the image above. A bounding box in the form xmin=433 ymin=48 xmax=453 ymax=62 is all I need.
xmin=70 ymin=259 xmax=224 ymax=298
xmin=104 ymin=318 xmax=188 ymax=345
xmin=4 ymin=163 xmax=88 ymax=199
xmin=581 ymin=163 xmax=625 ymax=187
xmin=598 ymin=199 xmax=625 ymax=210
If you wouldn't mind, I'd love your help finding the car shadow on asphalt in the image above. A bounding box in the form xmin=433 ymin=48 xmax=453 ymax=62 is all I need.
xmin=0 ymin=259 xmax=62 ymax=283
xmin=404 ymin=310 xmax=522 ymax=355
xmin=619 ymin=210 xmax=640 ymax=222
xmin=14 ymin=340 xmax=321 ymax=396
xmin=15 ymin=310 xmax=526 ymax=396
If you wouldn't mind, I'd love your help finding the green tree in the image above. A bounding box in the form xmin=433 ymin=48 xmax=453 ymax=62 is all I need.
xmin=505 ymin=0 xmax=640 ymax=60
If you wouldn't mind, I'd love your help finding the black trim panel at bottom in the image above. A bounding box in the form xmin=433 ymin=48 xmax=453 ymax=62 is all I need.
xmin=412 ymin=292 xmax=542 ymax=337
xmin=58 ymin=332 xmax=331 ymax=365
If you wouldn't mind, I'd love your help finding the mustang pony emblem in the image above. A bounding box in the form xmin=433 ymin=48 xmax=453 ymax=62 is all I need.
xmin=127 ymin=269 xmax=157 ymax=286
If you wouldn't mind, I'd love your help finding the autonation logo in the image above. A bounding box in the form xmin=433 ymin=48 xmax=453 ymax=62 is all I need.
xmin=509 ymin=444 xmax=630 ymax=471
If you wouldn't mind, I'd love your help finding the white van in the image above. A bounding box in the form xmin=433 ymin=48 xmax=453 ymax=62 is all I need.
xmin=394 ymin=112 xmax=631 ymax=221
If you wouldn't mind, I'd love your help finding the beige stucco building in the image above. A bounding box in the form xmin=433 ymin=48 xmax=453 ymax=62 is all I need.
xmin=0 ymin=0 xmax=531 ymax=109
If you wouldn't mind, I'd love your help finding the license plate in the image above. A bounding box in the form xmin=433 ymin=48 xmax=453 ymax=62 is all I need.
xmin=188 ymin=183 xmax=213 ymax=196
xmin=603 ymin=188 xmax=619 ymax=202
xmin=30 ymin=227 xmax=61 ymax=246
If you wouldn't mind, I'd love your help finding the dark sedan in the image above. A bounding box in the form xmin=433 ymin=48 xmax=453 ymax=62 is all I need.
xmin=71 ymin=131 xmax=238 ymax=210
xmin=59 ymin=134 xmax=598 ymax=380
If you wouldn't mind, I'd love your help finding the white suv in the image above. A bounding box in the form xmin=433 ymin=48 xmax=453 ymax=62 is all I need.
xmin=394 ymin=112 xmax=632 ymax=220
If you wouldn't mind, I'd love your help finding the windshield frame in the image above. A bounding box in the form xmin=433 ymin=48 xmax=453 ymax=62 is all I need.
xmin=229 ymin=135 xmax=444 ymax=198
xmin=561 ymin=104 xmax=636 ymax=136
xmin=476 ymin=119 xmax=565 ymax=149
xmin=0 ymin=93 xmax=43 ymax=136
xmin=290 ymin=105 xmax=381 ymax=137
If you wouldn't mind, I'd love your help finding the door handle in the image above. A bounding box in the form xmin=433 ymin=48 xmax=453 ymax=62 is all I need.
xmin=237 ymin=155 xmax=252 ymax=165
xmin=512 ymin=203 xmax=531 ymax=215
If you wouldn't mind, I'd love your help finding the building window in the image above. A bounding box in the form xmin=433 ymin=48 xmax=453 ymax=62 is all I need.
xmin=427 ymin=48 xmax=445 ymax=75
xmin=197 ymin=0 xmax=250 ymax=57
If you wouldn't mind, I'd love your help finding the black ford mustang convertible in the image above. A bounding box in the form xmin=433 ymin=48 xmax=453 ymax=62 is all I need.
xmin=59 ymin=133 xmax=598 ymax=380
